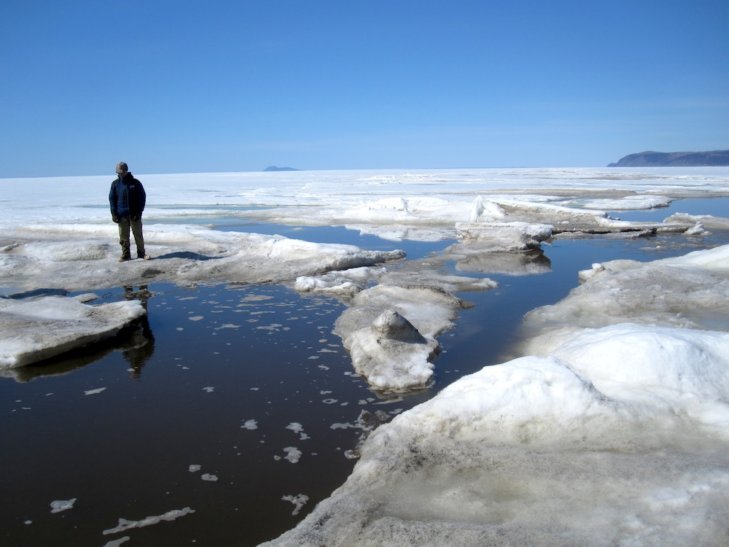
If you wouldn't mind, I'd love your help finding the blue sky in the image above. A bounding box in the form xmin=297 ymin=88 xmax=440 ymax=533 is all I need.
xmin=2 ymin=0 xmax=728 ymax=177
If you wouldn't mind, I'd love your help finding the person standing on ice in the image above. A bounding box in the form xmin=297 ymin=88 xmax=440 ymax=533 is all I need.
xmin=109 ymin=161 xmax=149 ymax=261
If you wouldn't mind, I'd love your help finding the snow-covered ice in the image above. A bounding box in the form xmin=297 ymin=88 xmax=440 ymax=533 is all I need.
xmin=0 ymin=226 xmax=405 ymax=292
xmin=333 ymin=286 xmax=461 ymax=391
xmin=518 ymin=244 xmax=729 ymax=356
xmin=0 ymin=295 xmax=145 ymax=369
xmin=263 ymin=244 xmax=729 ymax=546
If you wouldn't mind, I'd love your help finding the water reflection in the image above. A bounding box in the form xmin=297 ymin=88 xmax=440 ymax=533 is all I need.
xmin=452 ymin=248 xmax=552 ymax=276
xmin=122 ymin=286 xmax=156 ymax=378
xmin=0 ymin=343 xmax=116 ymax=382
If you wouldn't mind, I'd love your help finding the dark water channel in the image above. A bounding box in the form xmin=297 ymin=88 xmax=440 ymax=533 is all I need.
xmin=1 ymin=198 xmax=727 ymax=546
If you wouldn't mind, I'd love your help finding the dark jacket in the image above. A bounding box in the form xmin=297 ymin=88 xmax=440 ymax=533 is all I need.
xmin=109 ymin=172 xmax=146 ymax=219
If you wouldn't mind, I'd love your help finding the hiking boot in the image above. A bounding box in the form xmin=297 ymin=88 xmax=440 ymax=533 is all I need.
xmin=138 ymin=254 xmax=151 ymax=260
xmin=119 ymin=254 xmax=131 ymax=262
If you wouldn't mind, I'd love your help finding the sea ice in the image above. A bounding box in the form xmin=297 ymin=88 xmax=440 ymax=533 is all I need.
xmin=286 ymin=422 xmax=310 ymax=440
xmin=50 ymin=498 xmax=76 ymax=514
xmin=0 ymin=225 xmax=405 ymax=292
xmin=282 ymin=494 xmax=309 ymax=516
xmin=102 ymin=507 xmax=195 ymax=535
xmin=2 ymin=168 xmax=729 ymax=542
xmin=518 ymin=244 xmax=729 ymax=356
xmin=334 ymin=285 xmax=461 ymax=391
xmin=0 ymin=295 xmax=146 ymax=368
xmin=263 ymin=244 xmax=729 ymax=546
xmin=279 ymin=447 xmax=302 ymax=464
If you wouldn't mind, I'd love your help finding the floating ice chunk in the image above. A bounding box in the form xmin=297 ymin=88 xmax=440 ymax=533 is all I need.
xmin=84 ymin=387 xmax=107 ymax=396
xmin=103 ymin=537 xmax=130 ymax=547
xmin=241 ymin=419 xmax=258 ymax=430
xmin=202 ymin=386 xmax=215 ymax=393
xmin=295 ymin=267 xmax=387 ymax=297
xmin=344 ymin=310 xmax=438 ymax=392
xmin=50 ymin=498 xmax=76 ymax=514
xmin=201 ymin=474 xmax=218 ymax=482
xmin=455 ymin=221 xmax=552 ymax=251
xmin=215 ymin=323 xmax=240 ymax=330
xmin=102 ymin=507 xmax=195 ymax=535
xmin=335 ymin=285 xmax=459 ymax=391
xmin=286 ymin=422 xmax=310 ymax=440
xmin=0 ymin=296 xmax=146 ymax=368
xmin=188 ymin=465 xmax=201 ymax=473
xmin=278 ymin=447 xmax=302 ymax=464
xmin=282 ymin=494 xmax=309 ymax=516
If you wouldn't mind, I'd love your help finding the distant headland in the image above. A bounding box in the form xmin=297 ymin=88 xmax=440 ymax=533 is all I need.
xmin=608 ymin=150 xmax=729 ymax=167
xmin=263 ymin=166 xmax=300 ymax=172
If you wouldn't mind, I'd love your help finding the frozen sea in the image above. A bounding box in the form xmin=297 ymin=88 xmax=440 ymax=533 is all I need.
xmin=1 ymin=168 xmax=728 ymax=546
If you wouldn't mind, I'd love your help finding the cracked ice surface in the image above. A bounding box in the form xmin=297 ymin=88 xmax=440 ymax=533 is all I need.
xmin=264 ymin=244 xmax=729 ymax=546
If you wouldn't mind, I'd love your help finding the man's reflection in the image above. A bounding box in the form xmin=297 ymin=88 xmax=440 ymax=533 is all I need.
xmin=122 ymin=286 xmax=155 ymax=378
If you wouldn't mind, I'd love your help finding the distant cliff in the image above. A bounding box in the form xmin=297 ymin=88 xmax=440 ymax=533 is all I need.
xmin=608 ymin=150 xmax=729 ymax=167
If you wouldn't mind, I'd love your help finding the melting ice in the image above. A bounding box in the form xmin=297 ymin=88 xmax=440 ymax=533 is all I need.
xmin=2 ymin=167 xmax=729 ymax=544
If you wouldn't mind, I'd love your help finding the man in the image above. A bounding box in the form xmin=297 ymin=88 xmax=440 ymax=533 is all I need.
xmin=109 ymin=162 xmax=149 ymax=261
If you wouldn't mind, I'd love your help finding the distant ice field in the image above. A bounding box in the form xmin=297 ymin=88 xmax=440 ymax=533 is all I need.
xmin=2 ymin=167 xmax=728 ymax=229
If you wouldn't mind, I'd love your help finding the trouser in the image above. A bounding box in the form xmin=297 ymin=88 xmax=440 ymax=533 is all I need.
xmin=118 ymin=216 xmax=145 ymax=257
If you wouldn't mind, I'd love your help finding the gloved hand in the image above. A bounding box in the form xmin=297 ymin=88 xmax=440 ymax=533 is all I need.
xmin=112 ymin=214 xmax=119 ymax=223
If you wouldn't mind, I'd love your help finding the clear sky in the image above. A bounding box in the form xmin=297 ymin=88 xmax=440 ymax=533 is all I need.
xmin=2 ymin=0 xmax=728 ymax=177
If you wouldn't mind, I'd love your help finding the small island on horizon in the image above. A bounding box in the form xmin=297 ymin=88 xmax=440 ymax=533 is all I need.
xmin=608 ymin=150 xmax=729 ymax=167
xmin=263 ymin=166 xmax=300 ymax=172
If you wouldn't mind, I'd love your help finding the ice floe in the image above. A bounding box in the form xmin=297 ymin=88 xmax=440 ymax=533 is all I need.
xmin=50 ymin=498 xmax=76 ymax=514
xmin=519 ymin=244 xmax=729 ymax=355
xmin=333 ymin=285 xmax=463 ymax=391
xmin=0 ymin=225 xmax=405 ymax=292
xmin=102 ymin=507 xmax=195 ymax=535
xmin=282 ymin=494 xmax=309 ymax=516
xmin=0 ymin=295 xmax=145 ymax=369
